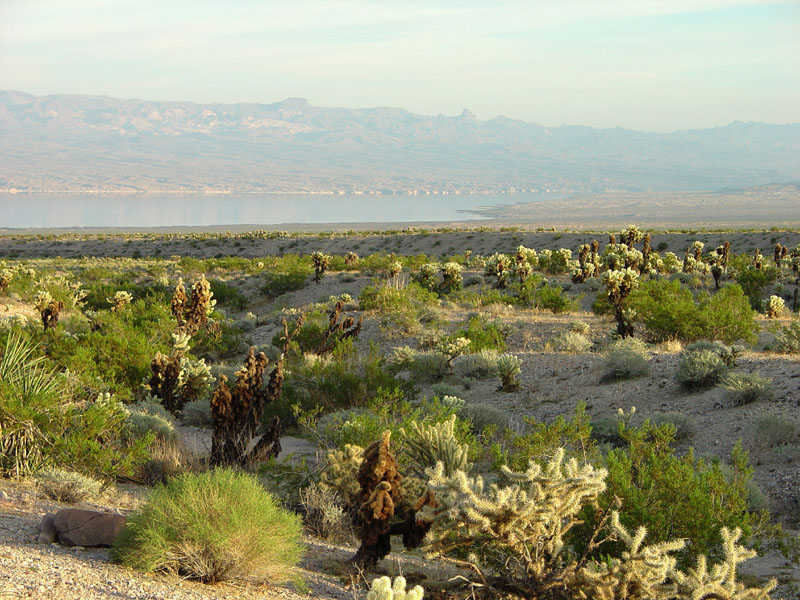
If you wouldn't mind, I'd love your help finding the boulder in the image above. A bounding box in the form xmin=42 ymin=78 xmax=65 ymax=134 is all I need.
xmin=37 ymin=513 xmax=58 ymax=543
xmin=51 ymin=509 xmax=126 ymax=547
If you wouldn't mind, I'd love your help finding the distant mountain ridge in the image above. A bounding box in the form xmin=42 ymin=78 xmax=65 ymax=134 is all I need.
xmin=1 ymin=90 xmax=799 ymax=193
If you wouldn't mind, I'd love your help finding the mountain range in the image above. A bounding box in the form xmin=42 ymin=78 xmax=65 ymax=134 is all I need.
xmin=1 ymin=90 xmax=799 ymax=194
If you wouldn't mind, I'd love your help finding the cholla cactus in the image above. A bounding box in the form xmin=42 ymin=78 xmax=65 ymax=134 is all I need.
xmin=416 ymin=262 xmax=440 ymax=290
xmin=497 ymin=353 xmax=522 ymax=391
xmin=752 ymin=248 xmax=763 ymax=270
xmin=419 ymin=448 xmax=607 ymax=580
xmin=766 ymin=295 xmax=785 ymax=318
xmin=485 ymin=253 xmax=512 ymax=288
xmin=0 ymin=268 xmax=13 ymax=291
xmin=440 ymin=395 xmax=465 ymax=412
xmin=320 ymin=444 xmax=364 ymax=507
xmin=311 ymin=251 xmax=331 ymax=283
xmin=620 ymin=224 xmax=644 ymax=247
xmin=440 ymin=262 xmax=463 ymax=292
xmin=367 ymin=576 xmax=424 ymax=600
xmin=401 ymin=414 xmax=470 ymax=477
xmin=107 ymin=290 xmax=133 ymax=312
xmin=603 ymin=268 xmax=639 ymax=337
xmin=388 ymin=260 xmax=403 ymax=279
xmin=436 ymin=336 xmax=470 ymax=363
xmin=33 ymin=290 xmax=64 ymax=331
xmin=344 ymin=251 xmax=359 ymax=267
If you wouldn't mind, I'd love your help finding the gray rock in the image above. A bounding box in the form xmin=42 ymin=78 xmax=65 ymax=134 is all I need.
xmin=0 ymin=490 xmax=9 ymax=501
xmin=37 ymin=513 xmax=58 ymax=543
xmin=52 ymin=509 xmax=126 ymax=547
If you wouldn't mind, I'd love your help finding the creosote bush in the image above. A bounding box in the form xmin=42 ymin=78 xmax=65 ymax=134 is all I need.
xmin=112 ymin=468 xmax=303 ymax=583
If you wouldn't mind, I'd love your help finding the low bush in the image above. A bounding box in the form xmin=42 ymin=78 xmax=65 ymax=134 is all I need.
xmin=601 ymin=337 xmax=650 ymax=381
xmin=299 ymin=482 xmax=352 ymax=543
xmin=534 ymin=283 xmax=577 ymax=313
xmin=451 ymin=349 xmax=500 ymax=380
xmin=674 ymin=349 xmax=728 ymax=391
xmin=208 ymin=279 xmax=248 ymax=310
xmin=553 ymin=331 xmax=591 ymax=353
xmin=721 ymin=372 xmax=774 ymax=405
xmin=751 ymin=411 xmax=799 ymax=450
xmin=649 ymin=411 xmax=697 ymax=441
xmin=34 ymin=469 xmax=103 ymax=503
xmin=126 ymin=408 xmax=177 ymax=442
xmin=112 ymin=468 xmax=303 ymax=583
xmin=454 ymin=314 xmax=509 ymax=352
xmin=459 ymin=402 xmax=511 ymax=434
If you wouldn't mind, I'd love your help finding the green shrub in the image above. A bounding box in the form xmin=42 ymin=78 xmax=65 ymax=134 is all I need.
xmin=208 ymin=279 xmax=248 ymax=310
xmin=736 ymin=265 xmax=777 ymax=310
xmin=601 ymin=337 xmax=650 ymax=381
xmin=390 ymin=347 xmax=450 ymax=383
xmin=628 ymin=280 xmax=757 ymax=344
xmin=684 ymin=340 xmax=742 ymax=366
xmin=721 ymin=372 xmax=774 ymax=405
xmin=582 ymin=422 xmax=757 ymax=567
xmin=112 ymin=468 xmax=303 ymax=583
xmin=34 ymin=468 xmax=103 ymax=503
xmin=534 ymin=284 xmax=577 ymax=314
xmin=454 ymin=314 xmax=508 ymax=352
xmin=674 ymin=349 xmax=728 ymax=391
xmin=299 ymin=482 xmax=352 ymax=543
xmin=0 ymin=332 xmax=151 ymax=479
xmin=553 ymin=331 xmax=591 ymax=353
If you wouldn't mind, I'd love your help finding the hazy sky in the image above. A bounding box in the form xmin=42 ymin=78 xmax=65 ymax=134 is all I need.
xmin=1 ymin=0 xmax=798 ymax=131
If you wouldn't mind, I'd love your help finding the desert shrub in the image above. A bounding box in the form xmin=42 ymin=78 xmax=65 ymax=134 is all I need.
xmin=459 ymin=402 xmax=511 ymax=434
xmin=112 ymin=468 xmax=303 ymax=583
xmin=208 ymin=279 xmax=247 ymax=310
xmin=453 ymin=314 xmax=508 ymax=352
xmin=34 ymin=468 xmax=103 ymax=503
xmin=0 ymin=332 xmax=151 ymax=479
xmin=275 ymin=342 xmax=410 ymax=423
xmin=359 ymin=281 xmax=439 ymax=334
xmin=299 ymin=481 xmax=352 ymax=543
xmin=430 ymin=382 xmax=463 ymax=398
xmin=586 ymin=421 xmax=757 ymax=567
xmin=649 ymin=411 xmax=697 ymax=441
xmin=721 ymin=372 xmax=774 ymax=405
xmin=736 ymin=265 xmax=777 ymax=310
xmin=181 ymin=399 xmax=212 ymax=427
xmin=553 ymin=331 xmax=591 ymax=353
xmin=776 ymin=320 xmax=800 ymax=354
xmin=534 ymin=283 xmax=577 ymax=313
xmin=138 ymin=438 xmax=197 ymax=485
xmin=260 ymin=256 xmax=313 ymax=298
xmin=46 ymin=299 xmax=175 ymax=400
xmin=127 ymin=408 xmax=177 ymax=442
xmin=751 ymin=411 xmax=799 ymax=450
xmin=601 ymin=337 xmax=650 ymax=381
xmin=451 ymin=349 xmax=500 ymax=380
xmin=390 ymin=347 xmax=449 ymax=383
xmin=589 ymin=416 xmax=626 ymax=447
xmin=674 ymin=349 xmax=728 ymax=391
xmin=684 ymin=340 xmax=742 ymax=366
xmin=628 ymin=280 xmax=757 ymax=344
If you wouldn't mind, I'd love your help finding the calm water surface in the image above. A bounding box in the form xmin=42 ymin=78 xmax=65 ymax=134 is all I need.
xmin=0 ymin=192 xmax=557 ymax=228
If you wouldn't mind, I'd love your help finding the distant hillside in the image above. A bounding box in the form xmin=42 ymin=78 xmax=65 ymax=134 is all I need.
xmin=1 ymin=91 xmax=799 ymax=193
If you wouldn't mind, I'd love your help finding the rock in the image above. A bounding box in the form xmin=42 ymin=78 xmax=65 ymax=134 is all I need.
xmin=0 ymin=490 xmax=9 ymax=501
xmin=52 ymin=509 xmax=126 ymax=547
xmin=37 ymin=513 xmax=58 ymax=544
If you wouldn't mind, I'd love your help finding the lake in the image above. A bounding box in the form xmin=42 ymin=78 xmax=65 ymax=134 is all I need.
xmin=0 ymin=192 xmax=559 ymax=229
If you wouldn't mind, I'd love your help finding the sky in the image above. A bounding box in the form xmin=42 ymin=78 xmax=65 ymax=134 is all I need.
xmin=1 ymin=0 xmax=798 ymax=131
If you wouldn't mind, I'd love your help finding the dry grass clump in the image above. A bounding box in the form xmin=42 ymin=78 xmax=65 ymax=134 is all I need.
xmin=299 ymin=481 xmax=353 ymax=543
xmin=34 ymin=468 xmax=103 ymax=503
xmin=721 ymin=373 xmax=774 ymax=406
xmin=553 ymin=331 xmax=592 ymax=354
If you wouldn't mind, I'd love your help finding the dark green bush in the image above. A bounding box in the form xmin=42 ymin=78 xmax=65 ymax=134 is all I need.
xmin=454 ymin=315 xmax=509 ymax=352
xmin=534 ymin=284 xmax=577 ymax=314
xmin=112 ymin=468 xmax=303 ymax=583
xmin=736 ymin=265 xmax=778 ymax=310
xmin=208 ymin=279 xmax=248 ymax=310
xmin=628 ymin=280 xmax=756 ymax=344
xmin=585 ymin=422 xmax=757 ymax=567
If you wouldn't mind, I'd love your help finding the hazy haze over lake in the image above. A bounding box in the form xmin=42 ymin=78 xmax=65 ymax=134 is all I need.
xmin=0 ymin=193 xmax=559 ymax=229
